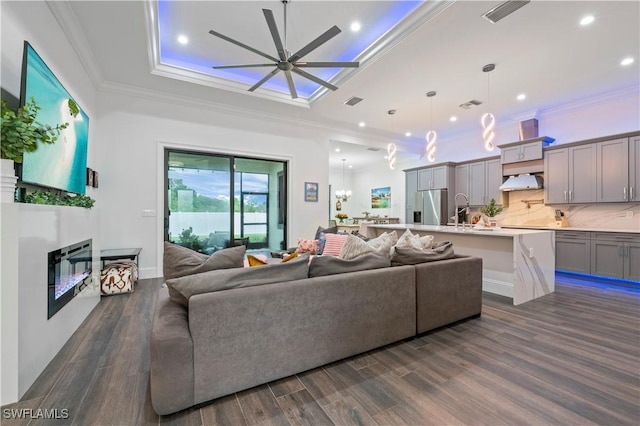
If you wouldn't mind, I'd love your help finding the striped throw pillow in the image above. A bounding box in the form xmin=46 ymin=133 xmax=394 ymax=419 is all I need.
xmin=322 ymin=233 xmax=348 ymax=257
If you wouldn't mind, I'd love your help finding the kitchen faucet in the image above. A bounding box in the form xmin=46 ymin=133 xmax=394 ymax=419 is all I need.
xmin=454 ymin=192 xmax=470 ymax=230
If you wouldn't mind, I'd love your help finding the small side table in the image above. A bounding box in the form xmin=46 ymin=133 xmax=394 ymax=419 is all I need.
xmin=100 ymin=248 xmax=142 ymax=270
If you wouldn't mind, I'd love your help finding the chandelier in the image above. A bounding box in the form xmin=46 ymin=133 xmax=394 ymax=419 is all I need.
xmin=335 ymin=159 xmax=351 ymax=201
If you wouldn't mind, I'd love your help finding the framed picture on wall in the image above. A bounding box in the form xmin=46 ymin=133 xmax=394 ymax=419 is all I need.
xmin=371 ymin=186 xmax=391 ymax=209
xmin=92 ymin=171 xmax=99 ymax=188
xmin=304 ymin=182 xmax=318 ymax=202
xmin=86 ymin=167 xmax=94 ymax=187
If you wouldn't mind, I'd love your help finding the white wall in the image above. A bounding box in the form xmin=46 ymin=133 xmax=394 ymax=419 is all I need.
xmin=94 ymin=91 xmax=330 ymax=277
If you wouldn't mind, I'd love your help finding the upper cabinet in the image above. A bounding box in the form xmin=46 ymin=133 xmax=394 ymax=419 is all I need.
xmin=417 ymin=164 xmax=452 ymax=190
xmin=544 ymin=144 xmax=597 ymax=204
xmin=499 ymin=137 xmax=554 ymax=164
xmin=455 ymin=158 xmax=502 ymax=206
xmin=405 ymin=171 xmax=417 ymax=207
xmin=596 ymin=137 xmax=629 ymax=202
xmin=544 ymin=132 xmax=640 ymax=204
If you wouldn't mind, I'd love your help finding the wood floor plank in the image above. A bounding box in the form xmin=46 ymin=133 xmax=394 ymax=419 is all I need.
xmin=200 ymin=394 xmax=247 ymax=426
xmin=268 ymin=375 xmax=305 ymax=398
xmin=275 ymin=389 xmax=333 ymax=425
xmin=235 ymin=384 xmax=289 ymax=426
xmin=319 ymin=394 xmax=377 ymax=426
xmin=296 ymin=368 xmax=344 ymax=407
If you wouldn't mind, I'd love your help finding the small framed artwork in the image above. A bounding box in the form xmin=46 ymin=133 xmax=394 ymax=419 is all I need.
xmin=86 ymin=167 xmax=94 ymax=187
xmin=304 ymin=181 xmax=319 ymax=202
xmin=92 ymin=171 xmax=99 ymax=188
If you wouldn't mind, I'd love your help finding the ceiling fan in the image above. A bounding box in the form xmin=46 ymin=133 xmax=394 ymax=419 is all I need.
xmin=209 ymin=0 xmax=359 ymax=99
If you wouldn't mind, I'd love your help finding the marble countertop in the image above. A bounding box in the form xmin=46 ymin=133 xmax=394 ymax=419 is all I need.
xmin=369 ymin=223 xmax=552 ymax=237
xmin=501 ymin=225 xmax=639 ymax=234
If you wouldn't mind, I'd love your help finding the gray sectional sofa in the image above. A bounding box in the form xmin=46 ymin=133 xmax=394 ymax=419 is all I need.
xmin=150 ymin=253 xmax=482 ymax=415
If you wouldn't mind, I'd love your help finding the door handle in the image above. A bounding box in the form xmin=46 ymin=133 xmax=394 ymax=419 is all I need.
xmin=624 ymin=244 xmax=629 ymax=257
xmin=569 ymin=190 xmax=573 ymax=201
xmin=623 ymin=187 xmax=627 ymax=201
xmin=564 ymin=190 xmax=567 ymax=202
xmin=631 ymin=186 xmax=635 ymax=201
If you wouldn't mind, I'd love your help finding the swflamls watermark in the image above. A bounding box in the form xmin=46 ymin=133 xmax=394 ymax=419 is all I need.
xmin=2 ymin=408 xmax=69 ymax=420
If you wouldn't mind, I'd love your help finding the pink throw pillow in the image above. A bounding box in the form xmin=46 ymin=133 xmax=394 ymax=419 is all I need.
xmin=322 ymin=233 xmax=348 ymax=257
xmin=297 ymin=238 xmax=319 ymax=254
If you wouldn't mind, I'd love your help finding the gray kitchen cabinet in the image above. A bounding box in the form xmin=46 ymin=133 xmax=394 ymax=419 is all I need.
xmin=591 ymin=233 xmax=640 ymax=281
xmin=405 ymin=170 xmax=417 ymax=223
xmin=455 ymin=158 xmax=502 ymax=206
xmin=485 ymin=158 xmax=503 ymax=205
xmin=455 ymin=164 xmax=469 ymax=200
xmin=501 ymin=140 xmax=544 ymax=164
xmin=629 ymin=136 xmax=640 ymax=202
xmin=555 ymin=231 xmax=591 ymax=274
xmin=418 ymin=165 xmax=450 ymax=190
xmin=596 ymin=137 xmax=629 ymax=202
xmin=544 ymin=145 xmax=597 ymax=204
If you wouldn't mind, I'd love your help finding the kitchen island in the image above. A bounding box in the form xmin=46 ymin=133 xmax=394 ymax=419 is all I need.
xmin=369 ymin=224 xmax=555 ymax=305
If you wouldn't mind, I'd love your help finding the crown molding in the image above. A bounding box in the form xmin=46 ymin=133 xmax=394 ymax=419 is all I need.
xmin=538 ymin=84 xmax=639 ymax=118
xmin=46 ymin=0 xmax=104 ymax=90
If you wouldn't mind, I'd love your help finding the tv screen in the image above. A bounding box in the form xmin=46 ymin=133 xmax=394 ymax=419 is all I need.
xmin=19 ymin=41 xmax=89 ymax=195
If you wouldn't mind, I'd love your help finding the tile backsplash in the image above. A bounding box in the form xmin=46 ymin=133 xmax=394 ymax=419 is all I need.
xmin=479 ymin=189 xmax=640 ymax=231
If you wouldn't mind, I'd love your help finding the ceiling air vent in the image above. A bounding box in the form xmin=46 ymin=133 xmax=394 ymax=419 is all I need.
xmin=367 ymin=147 xmax=381 ymax=152
xmin=482 ymin=0 xmax=531 ymax=24
xmin=459 ymin=100 xmax=483 ymax=110
xmin=343 ymin=96 xmax=364 ymax=107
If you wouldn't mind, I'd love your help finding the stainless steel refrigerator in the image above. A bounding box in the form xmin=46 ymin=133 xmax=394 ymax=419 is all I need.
xmin=412 ymin=189 xmax=448 ymax=225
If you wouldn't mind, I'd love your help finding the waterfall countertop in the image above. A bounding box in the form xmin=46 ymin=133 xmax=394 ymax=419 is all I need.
xmin=501 ymin=225 xmax=639 ymax=234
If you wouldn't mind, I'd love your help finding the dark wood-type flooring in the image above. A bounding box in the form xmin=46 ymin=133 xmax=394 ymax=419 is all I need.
xmin=3 ymin=274 xmax=639 ymax=425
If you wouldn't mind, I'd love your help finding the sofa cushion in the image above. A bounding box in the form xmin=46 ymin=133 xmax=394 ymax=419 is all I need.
xmin=339 ymin=234 xmax=374 ymax=260
xmin=396 ymin=229 xmax=423 ymax=250
xmin=391 ymin=241 xmax=455 ymax=266
xmin=163 ymin=242 xmax=245 ymax=280
xmin=322 ymin=233 xmax=348 ymax=257
xmin=420 ymin=234 xmax=435 ymax=249
xmin=166 ymin=255 xmax=310 ymax=306
xmin=309 ymin=250 xmax=390 ymax=277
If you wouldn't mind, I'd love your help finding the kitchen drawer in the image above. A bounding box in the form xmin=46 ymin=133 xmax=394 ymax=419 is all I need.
xmin=592 ymin=232 xmax=639 ymax=242
xmin=556 ymin=231 xmax=591 ymax=240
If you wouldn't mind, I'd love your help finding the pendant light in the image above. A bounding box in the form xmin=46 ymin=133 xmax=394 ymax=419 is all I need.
xmin=481 ymin=63 xmax=496 ymax=151
xmin=335 ymin=159 xmax=351 ymax=202
xmin=425 ymin=90 xmax=437 ymax=162
xmin=387 ymin=109 xmax=397 ymax=170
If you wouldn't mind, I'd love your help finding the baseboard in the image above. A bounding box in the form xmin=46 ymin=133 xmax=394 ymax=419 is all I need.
xmin=483 ymin=278 xmax=513 ymax=298
xmin=139 ymin=267 xmax=160 ymax=280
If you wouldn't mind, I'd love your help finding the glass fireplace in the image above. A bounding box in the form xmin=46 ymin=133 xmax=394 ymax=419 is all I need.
xmin=48 ymin=239 xmax=92 ymax=319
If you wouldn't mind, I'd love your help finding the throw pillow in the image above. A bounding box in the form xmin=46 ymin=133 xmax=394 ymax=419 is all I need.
xmin=420 ymin=234 xmax=435 ymax=249
xmin=390 ymin=241 xmax=455 ymax=266
xmin=309 ymin=250 xmax=391 ymax=277
xmin=367 ymin=232 xmax=396 ymax=255
xmin=166 ymin=255 xmax=310 ymax=306
xmin=314 ymin=225 xmax=338 ymax=240
xmin=322 ymin=233 xmax=348 ymax=257
xmin=297 ymin=238 xmax=318 ymax=254
xmin=282 ymin=251 xmax=299 ymax=262
xmin=163 ymin=242 xmax=245 ymax=280
xmin=247 ymin=254 xmax=268 ymax=266
xmin=339 ymin=234 xmax=375 ymax=260
xmin=395 ymin=229 xmax=422 ymax=250
xmin=317 ymin=232 xmax=327 ymax=255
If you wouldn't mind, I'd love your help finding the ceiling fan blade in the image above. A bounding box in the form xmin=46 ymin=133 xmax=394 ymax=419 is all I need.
xmin=288 ymin=25 xmax=341 ymax=63
xmin=291 ymin=67 xmax=338 ymax=91
xmin=213 ymin=63 xmax=275 ymax=69
xmin=248 ymin=68 xmax=281 ymax=92
xmin=209 ymin=29 xmax=279 ymax=63
xmin=284 ymin=71 xmax=298 ymax=99
xmin=262 ymin=9 xmax=287 ymax=61
xmin=294 ymin=61 xmax=359 ymax=68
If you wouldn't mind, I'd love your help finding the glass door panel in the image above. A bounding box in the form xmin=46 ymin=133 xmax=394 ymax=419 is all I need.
xmin=166 ymin=151 xmax=232 ymax=254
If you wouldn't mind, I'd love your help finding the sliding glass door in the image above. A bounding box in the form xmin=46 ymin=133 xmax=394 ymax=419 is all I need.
xmin=165 ymin=150 xmax=286 ymax=254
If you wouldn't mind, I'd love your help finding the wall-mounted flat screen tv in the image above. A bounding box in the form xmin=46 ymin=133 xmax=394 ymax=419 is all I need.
xmin=19 ymin=41 xmax=89 ymax=195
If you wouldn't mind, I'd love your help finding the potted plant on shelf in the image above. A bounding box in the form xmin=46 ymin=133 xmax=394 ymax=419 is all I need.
xmin=479 ymin=198 xmax=503 ymax=227
xmin=1 ymin=98 xmax=68 ymax=202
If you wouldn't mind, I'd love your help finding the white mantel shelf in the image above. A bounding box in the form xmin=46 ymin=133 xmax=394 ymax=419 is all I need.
xmin=369 ymin=224 xmax=556 ymax=306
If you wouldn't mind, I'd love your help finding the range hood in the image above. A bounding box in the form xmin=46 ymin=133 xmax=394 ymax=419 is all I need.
xmin=499 ymin=174 xmax=543 ymax=191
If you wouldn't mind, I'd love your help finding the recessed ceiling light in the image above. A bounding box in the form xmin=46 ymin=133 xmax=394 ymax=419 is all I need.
xmin=350 ymin=22 xmax=361 ymax=32
xmin=358 ymin=122 xmax=366 ymax=127
xmin=621 ymin=57 xmax=634 ymax=66
xmin=517 ymin=93 xmax=526 ymax=101
xmin=348 ymin=165 xmax=353 ymax=168
xmin=449 ymin=116 xmax=457 ymax=122
xmin=384 ymin=155 xmax=389 ymax=159
xmin=580 ymin=15 xmax=595 ymax=26
xmin=177 ymin=34 xmax=189 ymax=45
xmin=334 ymin=148 xmax=340 ymax=152
xmin=405 ymin=132 xmax=411 ymax=137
